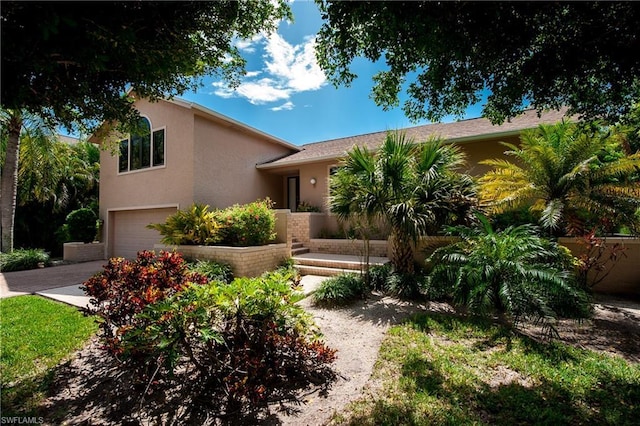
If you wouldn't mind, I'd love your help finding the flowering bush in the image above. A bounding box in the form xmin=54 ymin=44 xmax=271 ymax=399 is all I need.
xmin=219 ymin=198 xmax=276 ymax=246
xmin=147 ymin=198 xmax=277 ymax=247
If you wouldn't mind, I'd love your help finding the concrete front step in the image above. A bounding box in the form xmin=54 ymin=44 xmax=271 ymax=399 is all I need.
xmin=292 ymin=252 xmax=389 ymax=277
xmin=294 ymin=264 xmax=363 ymax=277
xmin=291 ymin=247 xmax=310 ymax=256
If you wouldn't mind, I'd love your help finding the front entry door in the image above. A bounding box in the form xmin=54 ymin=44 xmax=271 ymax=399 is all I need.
xmin=287 ymin=176 xmax=299 ymax=211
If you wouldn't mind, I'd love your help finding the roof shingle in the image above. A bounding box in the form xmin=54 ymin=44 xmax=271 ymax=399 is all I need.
xmin=258 ymin=108 xmax=569 ymax=168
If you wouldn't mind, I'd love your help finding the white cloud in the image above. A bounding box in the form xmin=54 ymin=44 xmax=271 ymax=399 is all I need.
xmin=271 ymin=101 xmax=294 ymax=111
xmin=235 ymin=34 xmax=265 ymax=53
xmin=212 ymin=32 xmax=326 ymax=109
xmin=236 ymin=79 xmax=291 ymax=104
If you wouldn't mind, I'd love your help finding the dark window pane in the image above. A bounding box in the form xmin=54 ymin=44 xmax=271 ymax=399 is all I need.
xmin=153 ymin=129 xmax=165 ymax=166
xmin=141 ymin=133 xmax=151 ymax=168
xmin=130 ymin=133 xmax=142 ymax=170
xmin=119 ymin=139 xmax=128 ymax=172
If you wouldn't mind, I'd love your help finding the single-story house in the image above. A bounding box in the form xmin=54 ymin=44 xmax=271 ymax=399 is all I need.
xmin=92 ymin=96 xmax=570 ymax=259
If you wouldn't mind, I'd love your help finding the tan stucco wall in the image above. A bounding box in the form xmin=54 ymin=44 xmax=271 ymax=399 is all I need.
xmin=297 ymin=160 xmax=335 ymax=211
xmin=559 ymin=237 xmax=640 ymax=296
xmin=192 ymin=115 xmax=293 ymax=209
xmin=458 ymin=134 xmax=521 ymax=176
xmin=99 ymin=99 xmax=196 ymax=219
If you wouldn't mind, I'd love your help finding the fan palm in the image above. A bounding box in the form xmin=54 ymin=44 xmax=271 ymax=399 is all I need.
xmin=330 ymin=131 xmax=476 ymax=274
xmin=479 ymin=120 xmax=640 ymax=235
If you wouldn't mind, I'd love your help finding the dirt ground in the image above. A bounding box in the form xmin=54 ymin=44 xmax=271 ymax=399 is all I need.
xmin=38 ymin=293 xmax=639 ymax=425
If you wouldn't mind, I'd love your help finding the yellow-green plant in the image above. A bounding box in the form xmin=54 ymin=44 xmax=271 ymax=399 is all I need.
xmin=479 ymin=120 xmax=640 ymax=235
xmin=147 ymin=203 xmax=221 ymax=245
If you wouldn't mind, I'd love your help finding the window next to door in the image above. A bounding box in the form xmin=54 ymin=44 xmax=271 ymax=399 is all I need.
xmin=119 ymin=116 xmax=165 ymax=173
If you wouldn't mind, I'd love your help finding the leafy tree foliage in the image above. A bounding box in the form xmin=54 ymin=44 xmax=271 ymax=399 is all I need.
xmin=315 ymin=1 xmax=640 ymax=124
xmin=0 ymin=1 xmax=289 ymax=252
xmin=479 ymin=121 xmax=640 ymax=236
xmin=1 ymin=1 xmax=289 ymax=130
xmin=329 ymin=132 xmax=476 ymax=274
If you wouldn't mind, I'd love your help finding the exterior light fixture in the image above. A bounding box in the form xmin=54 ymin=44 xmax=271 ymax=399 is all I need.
xmin=310 ymin=177 xmax=317 ymax=185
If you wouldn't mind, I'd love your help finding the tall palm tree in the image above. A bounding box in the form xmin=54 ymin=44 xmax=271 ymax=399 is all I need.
xmin=479 ymin=121 xmax=640 ymax=235
xmin=330 ymin=131 xmax=476 ymax=274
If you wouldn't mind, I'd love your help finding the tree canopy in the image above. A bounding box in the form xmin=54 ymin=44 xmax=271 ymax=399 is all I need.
xmin=1 ymin=0 xmax=290 ymax=131
xmin=315 ymin=1 xmax=640 ymax=124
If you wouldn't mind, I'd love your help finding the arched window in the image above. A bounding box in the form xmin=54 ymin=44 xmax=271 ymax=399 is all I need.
xmin=118 ymin=117 xmax=165 ymax=173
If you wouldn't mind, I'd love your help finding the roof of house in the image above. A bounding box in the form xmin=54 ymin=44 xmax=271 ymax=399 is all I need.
xmin=257 ymin=108 xmax=570 ymax=169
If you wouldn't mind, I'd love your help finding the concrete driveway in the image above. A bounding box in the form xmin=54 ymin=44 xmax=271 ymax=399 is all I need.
xmin=0 ymin=260 xmax=105 ymax=308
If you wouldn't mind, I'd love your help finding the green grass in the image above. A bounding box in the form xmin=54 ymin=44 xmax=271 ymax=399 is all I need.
xmin=0 ymin=295 xmax=97 ymax=415
xmin=331 ymin=313 xmax=640 ymax=426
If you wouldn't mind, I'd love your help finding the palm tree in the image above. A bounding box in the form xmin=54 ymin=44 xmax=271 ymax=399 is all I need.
xmin=1 ymin=110 xmax=95 ymax=252
xmin=427 ymin=216 xmax=591 ymax=334
xmin=479 ymin=120 xmax=640 ymax=235
xmin=330 ymin=131 xmax=476 ymax=274
xmin=0 ymin=109 xmax=23 ymax=252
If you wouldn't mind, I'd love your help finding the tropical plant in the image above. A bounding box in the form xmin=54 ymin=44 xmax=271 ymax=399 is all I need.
xmin=313 ymin=274 xmax=366 ymax=307
xmin=427 ymin=216 xmax=591 ymax=334
xmin=147 ymin=203 xmax=221 ymax=246
xmin=188 ymin=259 xmax=234 ymax=284
xmin=86 ymin=264 xmax=336 ymax=420
xmin=479 ymin=121 xmax=640 ymax=235
xmin=330 ymin=131 xmax=476 ymax=275
xmin=1 ymin=111 xmax=99 ymax=254
xmin=148 ymin=199 xmax=276 ymax=247
xmin=220 ymin=198 xmax=277 ymax=246
xmin=0 ymin=248 xmax=50 ymax=272
xmin=81 ymin=250 xmax=209 ymax=354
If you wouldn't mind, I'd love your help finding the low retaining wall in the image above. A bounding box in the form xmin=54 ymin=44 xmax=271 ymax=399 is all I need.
xmin=308 ymin=239 xmax=388 ymax=257
xmin=559 ymin=237 xmax=640 ymax=296
xmin=154 ymin=243 xmax=289 ymax=278
xmin=63 ymin=242 xmax=105 ymax=262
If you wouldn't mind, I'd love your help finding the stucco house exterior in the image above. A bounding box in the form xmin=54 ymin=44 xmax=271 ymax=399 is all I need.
xmin=94 ymin=97 xmax=568 ymax=259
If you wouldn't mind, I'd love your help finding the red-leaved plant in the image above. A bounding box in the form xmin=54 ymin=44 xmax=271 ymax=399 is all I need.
xmin=575 ymin=229 xmax=628 ymax=289
xmin=81 ymin=250 xmax=208 ymax=356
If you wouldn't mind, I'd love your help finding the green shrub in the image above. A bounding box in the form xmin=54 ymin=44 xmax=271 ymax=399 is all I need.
xmin=101 ymin=270 xmax=336 ymax=420
xmin=368 ymin=263 xmax=392 ymax=291
xmin=65 ymin=208 xmax=97 ymax=243
xmin=383 ymin=271 xmax=424 ymax=299
xmin=313 ymin=274 xmax=365 ymax=306
xmin=188 ymin=259 xmax=233 ymax=283
xmin=427 ymin=215 xmax=592 ymax=334
xmin=296 ymin=201 xmax=321 ymax=212
xmin=81 ymin=250 xmax=209 ymax=353
xmin=147 ymin=203 xmax=221 ymax=245
xmin=0 ymin=248 xmax=50 ymax=272
xmin=148 ymin=199 xmax=276 ymax=247
xmin=219 ymin=198 xmax=276 ymax=246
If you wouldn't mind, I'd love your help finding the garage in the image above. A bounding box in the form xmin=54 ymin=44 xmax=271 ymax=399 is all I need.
xmin=108 ymin=207 xmax=177 ymax=259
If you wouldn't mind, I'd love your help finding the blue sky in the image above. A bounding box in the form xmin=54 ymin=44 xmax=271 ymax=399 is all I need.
xmin=178 ymin=1 xmax=485 ymax=145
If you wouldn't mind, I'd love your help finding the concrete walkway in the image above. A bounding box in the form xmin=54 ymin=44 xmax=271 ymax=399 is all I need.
xmin=0 ymin=260 xmax=104 ymax=307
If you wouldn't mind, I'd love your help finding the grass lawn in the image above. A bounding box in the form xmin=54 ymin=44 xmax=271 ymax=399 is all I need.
xmin=0 ymin=295 xmax=97 ymax=416
xmin=331 ymin=313 xmax=640 ymax=426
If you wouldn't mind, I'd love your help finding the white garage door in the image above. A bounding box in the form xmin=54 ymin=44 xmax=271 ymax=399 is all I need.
xmin=110 ymin=207 xmax=177 ymax=259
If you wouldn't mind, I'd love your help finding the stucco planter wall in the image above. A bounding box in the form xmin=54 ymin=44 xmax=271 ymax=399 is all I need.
xmin=63 ymin=242 xmax=106 ymax=262
xmin=154 ymin=243 xmax=289 ymax=278
xmin=559 ymin=237 xmax=640 ymax=296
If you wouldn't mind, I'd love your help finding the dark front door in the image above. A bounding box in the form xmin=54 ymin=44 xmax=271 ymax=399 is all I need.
xmin=287 ymin=176 xmax=299 ymax=211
